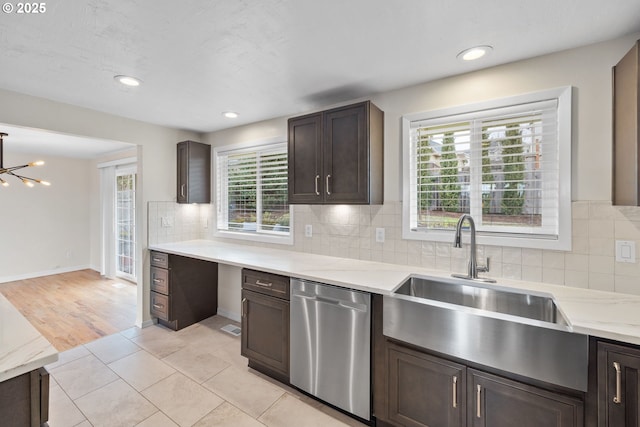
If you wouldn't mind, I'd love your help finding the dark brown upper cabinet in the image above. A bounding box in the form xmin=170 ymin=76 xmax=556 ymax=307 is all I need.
xmin=613 ymin=40 xmax=640 ymax=206
xmin=177 ymin=140 xmax=211 ymax=204
xmin=288 ymin=101 xmax=384 ymax=205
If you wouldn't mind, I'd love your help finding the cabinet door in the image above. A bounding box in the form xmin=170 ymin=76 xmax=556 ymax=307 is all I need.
xmin=387 ymin=341 xmax=465 ymax=427
xmin=288 ymin=113 xmax=323 ymax=204
xmin=469 ymin=369 xmax=583 ymax=427
xmin=177 ymin=140 xmax=211 ymax=204
xmin=241 ymin=289 xmax=289 ymax=378
xmin=323 ymin=102 xmax=369 ymax=204
xmin=177 ymin=141 xmax=189 ymax=204
xmin=598 ymin=341 xmax=640 ymax=426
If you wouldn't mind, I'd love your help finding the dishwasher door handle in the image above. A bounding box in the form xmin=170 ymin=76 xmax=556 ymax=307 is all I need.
xmin=292 ymin=293 xmax=368 ymax=312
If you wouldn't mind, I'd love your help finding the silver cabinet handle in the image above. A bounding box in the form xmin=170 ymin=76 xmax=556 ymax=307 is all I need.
xmin=153 ymin=303 xmax=164 ymax=310
xmin=613 ymin=362 xmax=622 ymax=404
xmin=326 ymin=174 xmax=331 ymax=195
xmin=152 ymin=257 xmax=163 ymax=263
xmin=476 ymin=384 xmax=482 ymax=418
xmin=242 ymin=298 xmax=247 ymax=318
xmin=153 ymin=278 xmax=164 ymax=283
xmin=315 ymin=175 xmax=320 ymax=196
xmin=452 ymin=376 xmax=458 ymax=408
xmin=181 ymin=184 xmax=185 ymax=197
xmin=255 ymin=280 xmax=272 ymax=287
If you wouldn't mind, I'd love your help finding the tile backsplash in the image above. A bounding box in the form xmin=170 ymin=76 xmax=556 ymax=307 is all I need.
xmin=148 ymin=200 xmax=640 ymax=296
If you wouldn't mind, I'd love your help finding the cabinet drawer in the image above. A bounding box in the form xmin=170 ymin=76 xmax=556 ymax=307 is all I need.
xmin=150 ymin=251 xmax=169 ymax=269
xmin=150 ymin=267 xmax=169 ymax=294
xmin=151 ymin=292 xmax=170 ymax=321
xmin=242 ymin=269 xmax=290 ymax=300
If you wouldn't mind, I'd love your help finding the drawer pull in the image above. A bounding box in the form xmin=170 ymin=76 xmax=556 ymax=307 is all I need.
xmin=613 ymin=361 xmax=622 ymax=404
xmin=153 ymin=278 xmax=164 ymax=283
xmin=476 ymin=384 xmax=482 ymax=418
xmin=153 ymin=303 xmax=164 ymax=310
xmin=152 ymin=257 xmax=164 ymax=263
xmin=452 ymin=376 xmax=458 ymax=408
xmin=255 ymin=280 xmax=273 ymax=288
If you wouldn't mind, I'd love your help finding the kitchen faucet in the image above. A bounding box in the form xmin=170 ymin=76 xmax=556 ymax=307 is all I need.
xmin=452 ymin=214 xmax=496 ymax=283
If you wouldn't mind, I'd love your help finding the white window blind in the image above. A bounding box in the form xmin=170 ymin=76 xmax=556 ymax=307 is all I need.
xmin=403 ymin=87 xmax=572 ymax=250
xmin=216 ymin=142 xmax=291 ymax=242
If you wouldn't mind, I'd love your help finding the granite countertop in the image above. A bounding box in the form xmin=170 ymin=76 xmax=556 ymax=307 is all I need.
xmin=149 ymin=240 xmax=640 ymax=346
xmin=0 ymin=293 xmax=58 ymax=382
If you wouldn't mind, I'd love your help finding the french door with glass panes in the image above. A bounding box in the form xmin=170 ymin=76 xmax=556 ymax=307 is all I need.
xmin=116 ymin=172 xmax=136 ymax=280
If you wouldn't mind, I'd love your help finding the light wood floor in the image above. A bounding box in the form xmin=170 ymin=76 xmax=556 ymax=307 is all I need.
xmin=0 ymin=269 xmax=137 ymax=351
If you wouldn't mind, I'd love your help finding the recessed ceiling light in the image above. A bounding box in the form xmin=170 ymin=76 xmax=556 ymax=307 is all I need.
xmin=222 ymin=111 xmax=239 ymax=119
xmin=457 ymin=45 xmax=493 ymax=61
xmin=114 ymin=75 xmax=141 ymax=87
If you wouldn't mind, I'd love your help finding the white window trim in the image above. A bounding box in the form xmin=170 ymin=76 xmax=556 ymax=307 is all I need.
xmin=401 ymin=86 xmax=572 ymax=250
xmin=214 ymin=136 xmax=294 ymax=245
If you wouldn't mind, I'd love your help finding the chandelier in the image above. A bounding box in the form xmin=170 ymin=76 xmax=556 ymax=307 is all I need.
xmin=0 ymin=132 xmax=50 ymax=187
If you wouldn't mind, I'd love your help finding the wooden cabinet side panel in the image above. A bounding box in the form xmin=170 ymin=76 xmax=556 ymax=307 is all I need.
xmin=613 ymin=40 xmax=640 ymax=206
xmin=168 ymin=254 xmax=218 ymax=329
xmin=469 ymin=369 xmax=583 ymax=427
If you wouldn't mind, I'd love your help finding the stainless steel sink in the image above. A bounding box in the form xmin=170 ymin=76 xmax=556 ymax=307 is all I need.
xmin=384 ymin=274 xmax=589 ymax=391
xmin=394 ymin=275 xmax=570 ymax=328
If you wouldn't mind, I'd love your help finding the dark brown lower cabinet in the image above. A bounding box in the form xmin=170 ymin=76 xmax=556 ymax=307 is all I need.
xmin=240 ymin=269 xmax=290 ymax=384
xmin=387 ymin=341 xmax=465 ymax=427
xmin=598 ymin=341 xmax=640 ymax=426
xmin=378 ymin=338 xmax=584 ymax=427
xmin=469 ymin=369 xmax=583 ymax=427
xmin=0 ymin=368 xmax=49 ymax=427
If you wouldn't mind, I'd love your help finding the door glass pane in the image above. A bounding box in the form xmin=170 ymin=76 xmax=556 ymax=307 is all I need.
xmin=116 ymin=173 xmax=136 ymax=279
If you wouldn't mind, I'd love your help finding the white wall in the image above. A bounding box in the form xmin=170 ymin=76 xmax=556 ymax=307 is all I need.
xmin=0 ymin=152 xmax=91 ymax=281
xmin=0 ymin=88 xmax=201 ymax=326
xmin=200 ymin=33 xmax=640 ymax=315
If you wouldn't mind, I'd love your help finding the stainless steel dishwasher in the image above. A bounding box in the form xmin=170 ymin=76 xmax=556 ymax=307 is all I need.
xmin=290 ymin=278 xmax=371 ymax=421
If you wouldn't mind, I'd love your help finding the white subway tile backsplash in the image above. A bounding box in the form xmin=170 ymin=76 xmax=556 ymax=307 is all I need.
xmin=148 ymin=200 xmax=640 ymax=295
xmin=589 ymin=220 xmax=615 ymax=239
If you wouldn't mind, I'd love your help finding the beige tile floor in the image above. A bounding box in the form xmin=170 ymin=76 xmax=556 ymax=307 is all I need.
xmin=46 ymin=315 xmax=368 ymax=427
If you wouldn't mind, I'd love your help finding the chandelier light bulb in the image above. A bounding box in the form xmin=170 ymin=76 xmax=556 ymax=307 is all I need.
xmin=1 ymin=132 xmax=51 ymax=188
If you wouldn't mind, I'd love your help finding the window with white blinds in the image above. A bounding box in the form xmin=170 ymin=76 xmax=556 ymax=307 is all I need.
xmin=215 ymin=141 xmax=292 ymax=244
xmin=402 ymin=87 xmax=572 ymax=250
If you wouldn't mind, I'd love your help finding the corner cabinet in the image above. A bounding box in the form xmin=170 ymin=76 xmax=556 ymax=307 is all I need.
xmin=597 ymin=341 xmax=640 ymax=426
xmin=241 ymin=269 xmax=290 ymax=384
xmin=177 ymin=140 xmax=211 ymax=204
xmin=150 ymin=251 xmax=218 ymax=330
xmin=288 ymin=101 xmax=384 ymax=205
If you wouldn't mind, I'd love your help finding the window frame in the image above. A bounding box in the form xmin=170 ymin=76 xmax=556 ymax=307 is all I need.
xmin=401 ymin=87 xmax=572 ymax=250
xmin=214 ymin=137 xmax=293 ymax=245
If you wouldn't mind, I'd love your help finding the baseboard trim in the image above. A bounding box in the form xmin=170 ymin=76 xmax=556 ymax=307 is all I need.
xmin=217 ymin=308 xmax=241 ymax=323
xmin=0 ymin=265 xmax=93 ymax=284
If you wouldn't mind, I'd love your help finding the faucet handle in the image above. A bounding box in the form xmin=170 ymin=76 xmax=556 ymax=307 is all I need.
xmin=477 ymin=257 xmax=490 ymax=273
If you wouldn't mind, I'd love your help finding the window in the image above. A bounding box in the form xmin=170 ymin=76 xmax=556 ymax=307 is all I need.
xmin=215 ymin=140 xmax=292 ymax=244
xmin=402 ymin=87 xmax=572 ymax=250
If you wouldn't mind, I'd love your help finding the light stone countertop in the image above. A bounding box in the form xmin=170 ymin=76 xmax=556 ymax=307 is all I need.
xmin=149 ymin=240 xmax=640 ymax=346
xmin=0 ymin=293 xmax=58 ymax=382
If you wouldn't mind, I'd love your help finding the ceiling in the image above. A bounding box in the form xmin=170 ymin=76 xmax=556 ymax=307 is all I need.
xmin=0 ymin=0 xmax=639 ymax=153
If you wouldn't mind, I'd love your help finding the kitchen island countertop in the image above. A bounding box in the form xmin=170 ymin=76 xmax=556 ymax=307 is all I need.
xmin=150 ymin=239 xmax=640 ymax=346
xmin=0 ymin=293 xmax=58 ymax=382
